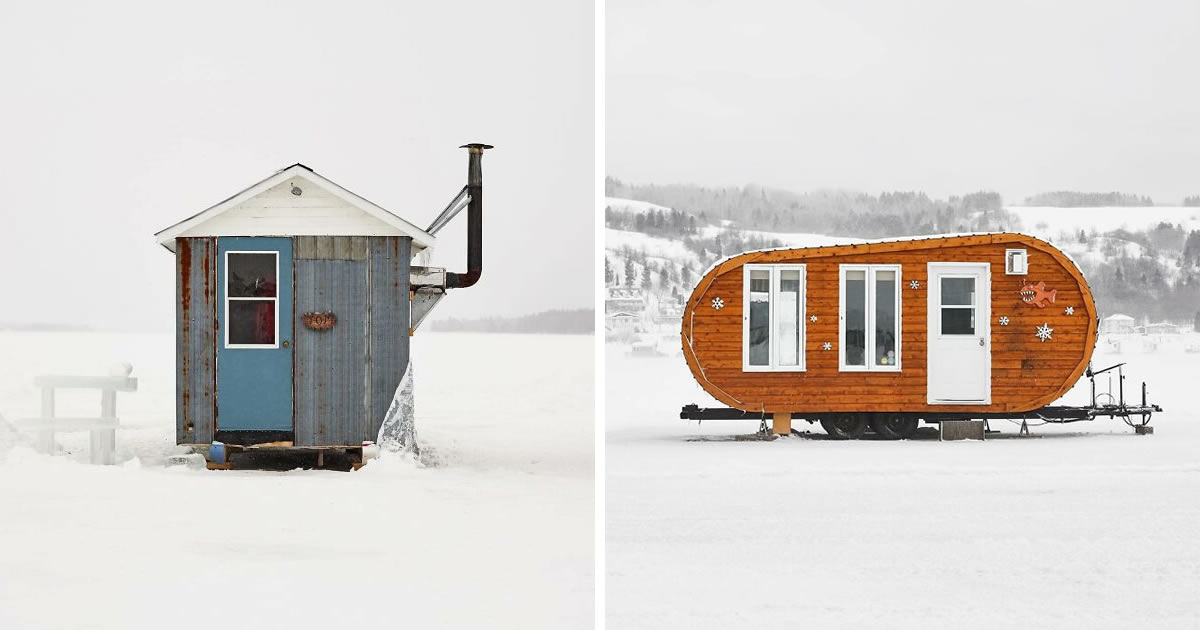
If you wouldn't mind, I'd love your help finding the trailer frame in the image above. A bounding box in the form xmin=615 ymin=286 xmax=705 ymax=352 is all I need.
xmin=680 ymin=362 xmax=1161 ymax=433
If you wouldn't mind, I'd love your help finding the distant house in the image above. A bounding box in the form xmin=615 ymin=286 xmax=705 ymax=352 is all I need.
xmin=1145 ymin=322 xmax=1180 ymax=336
xmin=606 ymin=288 xmax=646 ymax=315
xmin=606 ymin=311 xmax=640 ymax=334
xmin=1100 ymin=313 xmax=1135 ymax=335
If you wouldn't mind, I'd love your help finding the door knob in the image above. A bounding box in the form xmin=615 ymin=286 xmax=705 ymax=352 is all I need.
xmin=282 ymin=340 xmax=291 ymax=348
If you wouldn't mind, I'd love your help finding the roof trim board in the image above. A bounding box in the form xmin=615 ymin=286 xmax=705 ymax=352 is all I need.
xmin=154 ymin=164 xmax=436 ymax=253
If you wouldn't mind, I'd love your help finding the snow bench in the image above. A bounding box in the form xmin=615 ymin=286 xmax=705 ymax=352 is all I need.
xmin=11 ymin=366 xmax=138 ymax=465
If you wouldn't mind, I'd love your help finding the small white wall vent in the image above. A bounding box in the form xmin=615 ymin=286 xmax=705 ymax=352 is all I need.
xmin=1005 ymin=249 xmax=1028 ymax=275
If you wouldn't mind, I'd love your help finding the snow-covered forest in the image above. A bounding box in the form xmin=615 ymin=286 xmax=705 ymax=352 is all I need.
xmin=605 ymin=181 xmax=1200 ymax=324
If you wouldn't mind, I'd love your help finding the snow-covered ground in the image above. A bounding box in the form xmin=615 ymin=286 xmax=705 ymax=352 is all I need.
xmin=0 ymin=331 xmax=593 ymax=630
xmin=606 ymin=342 xmax=1200 ymax=629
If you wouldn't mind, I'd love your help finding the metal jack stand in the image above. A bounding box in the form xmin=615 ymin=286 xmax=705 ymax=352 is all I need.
xmin=1019 ymin=419 xmax=1030 ymax=437
xmin=756 ymin=414 xmax=770 ymax=439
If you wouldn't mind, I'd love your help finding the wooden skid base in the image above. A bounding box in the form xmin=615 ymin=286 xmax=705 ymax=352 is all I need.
xmin=201 ymin=445 xmax=367 ymax=471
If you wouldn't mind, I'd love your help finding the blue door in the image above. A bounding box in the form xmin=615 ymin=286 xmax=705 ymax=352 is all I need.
xmin=216 ymin=237 xmax=293 ymax=432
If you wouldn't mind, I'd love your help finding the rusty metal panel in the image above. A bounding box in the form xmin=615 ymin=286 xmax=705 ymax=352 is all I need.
xmin=176 ymin=237 xmax=217 ymax=444
xmin=368 ymin=236 xmax=412 ymax=438
xmin=294 ymin=258 xmax=369 ymax=446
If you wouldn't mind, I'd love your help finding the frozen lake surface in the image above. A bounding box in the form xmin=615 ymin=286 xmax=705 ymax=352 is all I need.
xmin=607 ymin=342 xmax=1200 ymax=629
xmin=0 ymin=331 xmax=593 ymax=630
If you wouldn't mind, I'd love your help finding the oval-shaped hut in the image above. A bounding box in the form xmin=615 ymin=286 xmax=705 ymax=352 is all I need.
xmin=682 ymin=233 xmax=1098 ymax=437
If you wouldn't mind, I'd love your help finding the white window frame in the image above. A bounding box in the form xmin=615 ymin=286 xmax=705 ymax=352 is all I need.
xmin=838 ymin=264 xmax=902 ymax=372
xmin=742 ymin=264 xmax=807 ymax=372
xmin=1005 ymin=248 xmax=1028 ymax=275
xmin=224 ymin=250 xmax=280 ymax=349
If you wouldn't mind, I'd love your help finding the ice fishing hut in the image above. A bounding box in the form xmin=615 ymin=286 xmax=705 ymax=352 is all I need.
xmin=676 ymin=233 xmax=1165 ymax=439
xmin=154 ymin=144 xmax=491 ymax=461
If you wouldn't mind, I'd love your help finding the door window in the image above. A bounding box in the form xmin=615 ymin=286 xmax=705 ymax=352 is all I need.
xmin=939 ymin=276 xmax=976 ymax=335
xmin=226 ymin=252 xmax=279 ymax=347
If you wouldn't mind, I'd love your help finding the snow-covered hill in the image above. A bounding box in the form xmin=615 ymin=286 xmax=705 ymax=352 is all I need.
xmin=1007 ymin=206 xmax=1200 ymax=235
xmin=605 ymin=196 xmax=673 ymax=215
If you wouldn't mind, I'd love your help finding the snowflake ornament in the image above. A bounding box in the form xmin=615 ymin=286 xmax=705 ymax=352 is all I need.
xmin=822 ymin=341 xmax=832 ymax=351
xmin=711 ymin=297 xmax=724 ymax=310
xmin=810 ymin=314 xmax=818 ymax=323
xmin=1064 ymin=306 xmax=1074 ymax=315
xmin=910 ymin=280 xmax=921 ymax=289
xmin=1035 ymin=323 xmax=1054 ymax=342
xmin=999 ymin=316 xmax=1010 ymax=326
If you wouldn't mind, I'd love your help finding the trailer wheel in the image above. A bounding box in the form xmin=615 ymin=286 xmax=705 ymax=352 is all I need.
xmin=869 ymin=415 xmax=920 ymax=440
xmin=820 ymin=415 xmax=868 ymax=440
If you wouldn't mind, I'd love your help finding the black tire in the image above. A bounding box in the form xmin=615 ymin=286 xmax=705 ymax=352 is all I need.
xmin=869 ymin=415 xmax=920 ymax=440
xmin=820 ymin=415 xmax=869 ymax=440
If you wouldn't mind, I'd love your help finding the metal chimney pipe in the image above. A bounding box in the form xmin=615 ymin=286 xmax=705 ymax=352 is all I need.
xmin=445 ymin=143 xmax=492 ymax=289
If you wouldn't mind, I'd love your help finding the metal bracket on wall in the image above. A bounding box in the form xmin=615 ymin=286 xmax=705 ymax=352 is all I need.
xmin=409 ymin=266 xmax=447 ymax=333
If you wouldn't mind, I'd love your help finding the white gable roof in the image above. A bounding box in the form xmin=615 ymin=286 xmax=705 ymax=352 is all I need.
xmin=154 ymin=164 xmax=435 ymax=253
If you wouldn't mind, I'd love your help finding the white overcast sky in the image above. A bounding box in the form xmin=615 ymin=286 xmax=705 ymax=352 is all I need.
xmin=608 ymin=0 xmax=1200 ymax=202
xmin=0 ymin=0 xmax=593 ymax=331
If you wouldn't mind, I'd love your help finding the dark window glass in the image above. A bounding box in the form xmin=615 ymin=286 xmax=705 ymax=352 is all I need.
xmin=941 ymin=307 xmax=974 ymax=335
xmin=845 ymin=270 xmax=866 ymax=365
xmin=748 ymin=270 xmax=770 ymax=365
xmin=228 ymin=253 xmax=277 ymax=298
xmin=229 ymin=300 xmax=276 ymax=345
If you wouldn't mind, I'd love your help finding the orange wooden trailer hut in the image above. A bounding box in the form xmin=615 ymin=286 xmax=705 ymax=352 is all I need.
xmin=680 ymin=233 xmax=1108 ymax=439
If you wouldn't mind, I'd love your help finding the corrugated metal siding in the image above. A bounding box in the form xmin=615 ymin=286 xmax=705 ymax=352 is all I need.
xmin=294 ymin=258 xmax=369 ymax=446
xmin=176 ymin=237 xmax=217 ymax=444
xmin=368 ymin=236 xmax=412 ymax=438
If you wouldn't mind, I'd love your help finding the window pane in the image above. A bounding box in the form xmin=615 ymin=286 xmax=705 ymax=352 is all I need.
xmin=874 ymin=270 xmax=896 ymax=366
xmin=941 ymin=307 xmax=974 ymax=335
xmin=777 ymin=270 xmax=801 ymax=366
xmin=940 ymin=277 xmax=974 ymax=306
xmin=228 ymin=253 xmax=278 ymax=298
xmin=845 ymin=270 xmax=866 ymax=366
xmin=229 ymin=300 xmax=276 ymax=345
xmin=748 ymin=270 xmax=770 ymax=366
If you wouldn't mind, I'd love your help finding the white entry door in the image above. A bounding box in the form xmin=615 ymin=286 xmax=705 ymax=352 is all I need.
xmin=927 ymin=263 xmax=990 ymax=404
